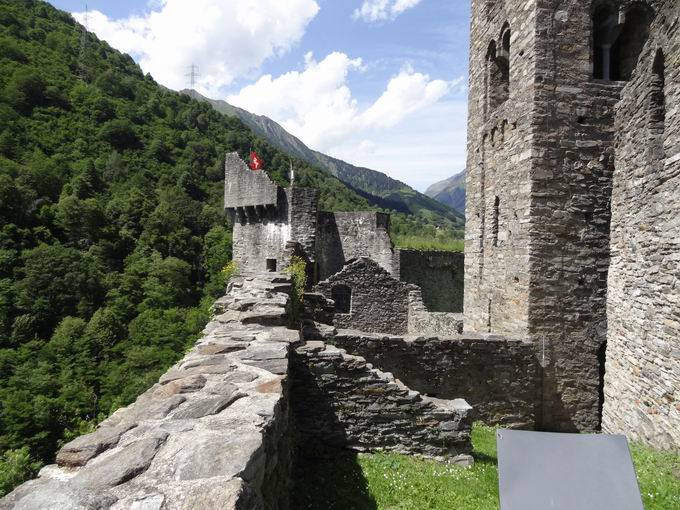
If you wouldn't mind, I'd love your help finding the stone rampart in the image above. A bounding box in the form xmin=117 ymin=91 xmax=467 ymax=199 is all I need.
xmin=312 ymin=330 xmax=540 ymax=429
xmin=2 ymin=274 xmax=298 ymax=510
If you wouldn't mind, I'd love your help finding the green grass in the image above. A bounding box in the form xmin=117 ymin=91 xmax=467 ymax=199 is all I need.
xmin=392 ymin=235 xmax=464 ymax=252
xmin=292 ymin=425 xmax=680 ymax=510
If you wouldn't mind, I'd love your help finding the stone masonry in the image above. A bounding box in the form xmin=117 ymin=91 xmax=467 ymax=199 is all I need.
xmin=292 ymin=341 xmax=473 ymax=463
xmin=1 ymin=273 xmax=298 ymax=510
xmin=602 ymin=0 xmax=680 ymax=450
xmin=2 ymin=272 xmax=475 ymax=509
xmin=398 ymin=250 xmax=465 ymax=313
xmin=303 ymin=328 xmax=540 ymax=429
xmin=465 ymin=0 xmax=678 ymax=441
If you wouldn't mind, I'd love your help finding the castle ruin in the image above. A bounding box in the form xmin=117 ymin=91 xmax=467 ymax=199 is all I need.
xmin=2 ymin=0 xmax=677 ymax=508
xmin=465 ymin=0 xmax=678 ymax=446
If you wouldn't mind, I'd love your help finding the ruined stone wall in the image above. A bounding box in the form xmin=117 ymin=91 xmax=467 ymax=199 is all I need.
xmin=603 ymin=0 xmax=680 ymax=450
xmin=398 ymin=250 xmax=464 ymax=312
xmin=316 ymin=258 xmax=416 ymax=335
xmin=292 ymin=341 xmax=473 ymax=462
xmin=316 ymin=331 xmax=540 ymax=429
xmin=407 ymin=289 xmax=464 ymax=336
xmin=316 ymin=212 xmax=396 ymax=281
xmin=1 ymin=274 xmax=299 ymax=510
xmin=224 ymin=152 xmax=278 ymax=209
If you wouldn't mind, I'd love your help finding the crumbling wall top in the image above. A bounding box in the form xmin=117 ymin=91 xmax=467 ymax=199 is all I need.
xmin=224 ymin=152 xmax=279 ymax=210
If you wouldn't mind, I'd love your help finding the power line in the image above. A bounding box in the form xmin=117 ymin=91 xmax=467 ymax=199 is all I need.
xmin=185 ymin=64 xmax=200 ymax=90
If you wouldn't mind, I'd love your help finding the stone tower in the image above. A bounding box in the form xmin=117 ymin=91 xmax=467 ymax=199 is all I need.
xmin=465 ymin=0 xmax=662 ymax=432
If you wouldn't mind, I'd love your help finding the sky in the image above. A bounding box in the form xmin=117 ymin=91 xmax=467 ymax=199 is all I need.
xmin=48 ymin=0 xmax=471 ymax=191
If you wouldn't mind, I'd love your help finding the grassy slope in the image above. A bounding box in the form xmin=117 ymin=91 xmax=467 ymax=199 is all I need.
xmin=293 ymin=425 xmax=680 ymax=510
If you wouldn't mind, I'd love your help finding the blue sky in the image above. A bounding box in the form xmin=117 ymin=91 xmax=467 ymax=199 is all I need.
xmin=49 ymin=0 xmax=470 ymax=191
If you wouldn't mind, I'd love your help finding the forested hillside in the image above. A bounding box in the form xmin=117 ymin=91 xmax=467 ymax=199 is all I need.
xmin=0 ymin=0 xmax=402 ymax=494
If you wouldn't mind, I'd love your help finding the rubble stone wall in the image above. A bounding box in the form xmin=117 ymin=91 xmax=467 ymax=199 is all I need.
xmin=321 ymin=331 xmax=540 ymax=429
xmin=316 ymin=212 xmax=396 ymax=281
xmin=292 ymin=341 xmax=473 ymax=462
xmin=407 ymin=289 xmax=464 ymax=336
xmin=316 ymin=258 xmax=416 ymax=335
xmin=603 ymin=0 xmax=680 ymax=450
xmin=1 ymin=274 xmax=299 ymax=510
xmin=397 ymin=250 xmax=464 ymax=312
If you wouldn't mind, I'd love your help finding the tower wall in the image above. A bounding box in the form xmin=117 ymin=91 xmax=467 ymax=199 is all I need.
xmin=464 ymin=0 xmax=537 ymax=337
xmin=466 ymin=0 xmax=667 ymax=431
xmin=603 ymin=0 xmax=680 ymax=449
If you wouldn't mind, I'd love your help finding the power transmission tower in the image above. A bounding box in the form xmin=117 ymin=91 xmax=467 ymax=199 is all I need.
xmin=78 ymin=4 xmax=89 ymax=81
xmin=185 ymin=64 xmax=200 ymax=90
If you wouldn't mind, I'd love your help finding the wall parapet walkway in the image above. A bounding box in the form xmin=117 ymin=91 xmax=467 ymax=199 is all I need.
xmin=2 ymin=273 xmax=298 ymax=510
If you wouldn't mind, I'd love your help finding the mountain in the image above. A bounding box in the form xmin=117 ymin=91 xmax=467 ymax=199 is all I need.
xmin=183 ymin=90 xmax=464 ymax=228
xmin=425 ymin=170 xmax=466 ymax=215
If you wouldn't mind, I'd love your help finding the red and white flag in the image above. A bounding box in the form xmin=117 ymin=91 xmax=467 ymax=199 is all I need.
xmin=249 ymin=151 xmax=263 ymax=170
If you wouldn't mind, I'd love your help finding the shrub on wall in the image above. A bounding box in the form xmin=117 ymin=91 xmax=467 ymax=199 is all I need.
xmin=284 ymin=256 xmax=307 ymax=328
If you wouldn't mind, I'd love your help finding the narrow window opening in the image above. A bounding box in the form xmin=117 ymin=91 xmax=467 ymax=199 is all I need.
xmin=487 ymin=298 xmax=492 ymax=332
xmin=492 ymin=196 xmax=500 ymax=247
xmin=648 ymin=49 xmax=665 ymax=165
xmin=485 ymin=35 xmax=509 ymax=116
xmin=331 ymin=285 xmax=352 ymax=314
xmin=266 ymin=258 xmax=277 ymax=272
xmin=593 ymin=3 xmax=653 ymax=81
xmin=650 ymin=49 xmax=665 ymax=128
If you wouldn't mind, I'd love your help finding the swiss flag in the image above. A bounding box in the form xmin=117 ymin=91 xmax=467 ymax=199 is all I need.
xmin=249 ymin=151 xmax=263 ymax=170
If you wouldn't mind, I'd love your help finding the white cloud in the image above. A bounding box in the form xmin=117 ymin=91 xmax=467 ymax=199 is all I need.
xmin=228 ymin=52 xmax=465 ymax=190
xmin=74 ymin=0 xmax=319 ymax=96
xmin=353 ymin=0 xmax=422 ymax=23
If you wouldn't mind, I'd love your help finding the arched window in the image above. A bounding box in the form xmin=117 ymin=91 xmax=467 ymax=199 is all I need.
xmin=331 ymin=285 xmax=351 ymax=314
xmin=593 ymin=2 xmax=653 ymax=81
xmin=485 ymin=36 xmax=509 ymax=115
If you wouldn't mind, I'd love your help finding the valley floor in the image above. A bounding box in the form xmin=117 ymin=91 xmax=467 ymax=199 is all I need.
xmin=292 ymin=424 xmax=680 ymax=510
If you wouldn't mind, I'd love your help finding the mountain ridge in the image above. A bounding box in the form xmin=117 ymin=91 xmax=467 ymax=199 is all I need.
xmin=425 ymin=170 xmax=466 ymax=215
xmin=183 ymin=89 xmax=464 ymax=227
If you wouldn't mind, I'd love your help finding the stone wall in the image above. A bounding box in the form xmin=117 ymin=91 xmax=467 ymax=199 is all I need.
xmin=288 ymin=187 xmax=319 ymax=265
xmin=2 ymin=274 xmax=298 ymax=510
xmin=224 ymin=152 xmax=278 ymax=209
xmin=292 ymin=341 xmax=473 ymax=462
xmin=465 ymin=0 xmax=669 ymax=433
xmin=397 ymin=249 xmax=464 ymax=312
xmin=314 ymin=330 xmax=540 ymax=429
xmin=464 ymin=0 xmax=535 ymax=338
xmin=603 ymin=0 xmax=680 ymax=450
xmin=407 ymin=289 xmax=464 ymax=336
xmin=232 ymin=206 xmax=291 ymax=275
xmin=316 ymin=212 xmax=396 ymax=281
xmin=316 ymin=258 xmax=416 ymax=335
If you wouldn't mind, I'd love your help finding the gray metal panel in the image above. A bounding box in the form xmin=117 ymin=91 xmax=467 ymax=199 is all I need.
xmin=497 ymin=429 xmax=643 ymax=510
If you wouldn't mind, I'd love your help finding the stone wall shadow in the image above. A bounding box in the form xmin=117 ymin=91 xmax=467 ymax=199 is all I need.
xmin=290 ymin=352 xmax=377 ymax=509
